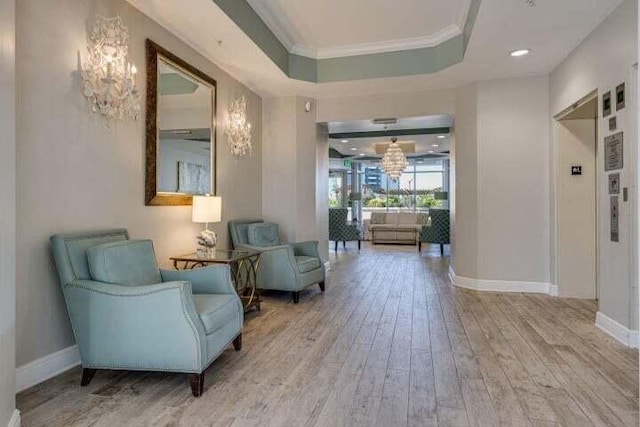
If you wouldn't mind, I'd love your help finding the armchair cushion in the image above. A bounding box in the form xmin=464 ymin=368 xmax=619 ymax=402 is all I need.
xmin=295 ymin=256 xmax=321 ymax=274
xmin=87 ymin=240 xmax=161 ymax=286
xmin=192 ymin=294 xmax=241 ymax=335
xmin=247 ymin=223 xmax=280 ymax=247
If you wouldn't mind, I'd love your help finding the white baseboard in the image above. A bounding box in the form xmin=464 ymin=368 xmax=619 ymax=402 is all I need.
xmin=324 ymin=261 xmax=331 ymax=272
xmin=8 ymin=410 xmax=20 ymax=427
xmin=16 ymin=345 xmax=80 ymax=393
xmin=449 ymin=266 xmax=552 ymax=294
xmin=548 ymin=285 xmax=559 ymax=297
xmin=595 ymin=311 xmax=640 ymax=348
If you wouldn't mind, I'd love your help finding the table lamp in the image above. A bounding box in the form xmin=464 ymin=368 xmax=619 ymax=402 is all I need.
xmin=192 ymin=195 xmax=222 ymax=257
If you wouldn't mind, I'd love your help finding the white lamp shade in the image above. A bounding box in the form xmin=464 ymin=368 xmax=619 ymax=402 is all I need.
xmin=192 ymin=196 xmax=222 ymax=223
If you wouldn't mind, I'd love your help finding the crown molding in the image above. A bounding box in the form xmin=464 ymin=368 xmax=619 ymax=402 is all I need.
xmin=246 ymin=0 xmax=296 ymax=51
xmin=290 ymin=25 xmax=462 ymax=59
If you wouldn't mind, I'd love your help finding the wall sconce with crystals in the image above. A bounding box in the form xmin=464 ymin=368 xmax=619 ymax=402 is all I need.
xmin=82 ymin=16 xmax=140 ymax=121
xmin=225 ymin=95 xmax=252 ymax=157
xmin=380 ymin=137 xmax=408 ymax=181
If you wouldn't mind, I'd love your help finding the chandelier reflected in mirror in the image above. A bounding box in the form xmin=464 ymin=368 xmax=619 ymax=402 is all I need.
xmin=82 ymin=16 xmax=140 ymax=121
xmin=380 ymin=137 xmax=408 ymax=181
xmin=225 ymin=95 xmax=252 ymax=157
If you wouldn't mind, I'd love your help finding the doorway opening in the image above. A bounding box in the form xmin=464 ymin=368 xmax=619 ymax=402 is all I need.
xmin=554 ymin=92 xmax=598 ymax=300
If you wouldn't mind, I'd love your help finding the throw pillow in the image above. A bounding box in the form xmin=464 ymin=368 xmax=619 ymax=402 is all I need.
xmin=87 ymin=239 xmax=162 ymax=286
xmin=370 ymin=212 xmax=386 ymax=224
xmin=247 ymin=223 xmax=280 ymax=247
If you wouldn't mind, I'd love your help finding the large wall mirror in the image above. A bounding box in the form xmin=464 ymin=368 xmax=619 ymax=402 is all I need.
xmin=145 ymin=39 xmax=217 ymax=205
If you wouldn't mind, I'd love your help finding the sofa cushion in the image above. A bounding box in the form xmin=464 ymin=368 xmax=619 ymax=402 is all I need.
xmin=87 ymin=240 xmax=161 ymax=286
xmin=370 ymin=212 xmax=386 ymax=224
xmin=386 ymin=213 xmax=399 ymax=225
xmin=370 ymin=223 xmax=402 ymax=230
xmin=295 ymin=256 xmax=321 ymax=273
xmin=192 ymin=294 xmax=239 ymax=335
xmin=247 ymin=223 xmax=279 ymax=247
xmin=398 ymin=212 xmax=418 ymax=224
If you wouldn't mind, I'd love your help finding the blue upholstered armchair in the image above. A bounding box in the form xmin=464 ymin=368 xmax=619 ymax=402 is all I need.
xmin=50 ymin=229 xmax=243 ymax=397
xmin=329 ymin=208 xmax=361 ymax=251
xmin=419 ymin=209 xmax=450 ymax=255
xmin=229 ymin=220 xmax=325 ymax=303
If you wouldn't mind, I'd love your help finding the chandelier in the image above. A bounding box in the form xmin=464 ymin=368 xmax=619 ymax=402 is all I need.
xmin=380 ymin=137 xmax=408 ymax=181
xmin=82 ymin=16 xmax=140 ymax=121
xmin=225 ymin=96 xmax=252 ymax=157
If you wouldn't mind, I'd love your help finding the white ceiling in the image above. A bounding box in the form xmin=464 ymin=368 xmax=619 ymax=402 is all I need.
xmin=127 ymin=0 xmax=623 ymax=98
xmin=246 ymin=0 xmax=471 ymax=58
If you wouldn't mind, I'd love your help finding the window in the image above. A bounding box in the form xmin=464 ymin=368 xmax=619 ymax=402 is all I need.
xmin=360 ymin=159 xmax=447 ymax=218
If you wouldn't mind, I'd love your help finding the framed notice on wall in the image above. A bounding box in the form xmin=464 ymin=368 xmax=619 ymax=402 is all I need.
xmin=604 ymin=132 xmax=623 ymax=171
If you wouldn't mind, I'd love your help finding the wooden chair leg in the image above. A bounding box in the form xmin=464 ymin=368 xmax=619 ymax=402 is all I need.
xmin=233 ymin=333 xmax=242 ymax=351
xmin=292 ymin=291 xmax=300 ymax=304
xmin=440 ymin=244 xmax=444 ymax=256
xmin=357 ymin=240 xmax=361 ymax=250
xmin=189 ymin=373 xmax=205 ymax=397
xmin=319 ymin=281 xmax=325 ymax=292
xmin=80 ymin=368 xmax=97 ymax=387
xmin=418 ymin=241 xmax=422 ymax=252
xmin=334 ymin=241 xmax=338 ymax=251
xmin=342 ymin=241 xmax=346 ymax=249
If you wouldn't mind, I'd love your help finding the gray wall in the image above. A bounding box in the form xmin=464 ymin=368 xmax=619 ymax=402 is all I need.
xmin=550 ymin=0 xmax=638 ymax=328
xmin=0 ymin=0 xmax=17 ymax=422
xmin=262 ymin=96 xmax=326 ymax=257
xmin=451 ymin=83 xmax=479 ymax=279
xmin=16 ymin=0 xmax=262 ymax=367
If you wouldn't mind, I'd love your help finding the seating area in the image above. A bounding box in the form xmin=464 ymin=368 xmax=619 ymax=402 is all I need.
xmin=365 ymin=211 xmax=428 ymax=244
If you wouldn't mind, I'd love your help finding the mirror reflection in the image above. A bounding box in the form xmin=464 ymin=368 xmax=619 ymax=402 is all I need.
xmin=157 ymin=59 xmax=214 ymax=195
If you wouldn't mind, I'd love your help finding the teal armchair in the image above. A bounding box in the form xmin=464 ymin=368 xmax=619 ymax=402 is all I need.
xmin=50 ymin=229 xmax=243 ymax=397
xmin=419 ymin=209 xmax=450 ymax=255
xmin=229 ymin=220 xmax=325 ymax=303
xmin=329 ymin=208 xmax=361 ymax=251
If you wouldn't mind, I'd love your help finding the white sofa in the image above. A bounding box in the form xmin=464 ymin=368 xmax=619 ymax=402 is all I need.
xmin=364 ymin=212 xmax=428 ymax=245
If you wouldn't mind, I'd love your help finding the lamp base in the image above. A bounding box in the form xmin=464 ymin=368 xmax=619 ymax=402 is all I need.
xmin=196 ymin=247 xmax=216 ymax=259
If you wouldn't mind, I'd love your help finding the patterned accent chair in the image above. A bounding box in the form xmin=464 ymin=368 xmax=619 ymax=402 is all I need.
xmin=419 ymin=209 xmax=450 ymax=255
xmin=329 ymin=208 xmax=361 ymax=251
xmin=229 ymin=220 xmax=325 ymax=303
xmin=50 ymin=229 xmax=243 ymax=397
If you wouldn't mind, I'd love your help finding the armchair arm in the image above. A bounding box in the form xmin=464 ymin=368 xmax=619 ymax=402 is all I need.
xmin=64 ymin=279 xmax=207 ymax=372
xmin=291 ymin=241 xmax=320 ymax=258
xmin=160 ymin=265 xmax=236 ymax=295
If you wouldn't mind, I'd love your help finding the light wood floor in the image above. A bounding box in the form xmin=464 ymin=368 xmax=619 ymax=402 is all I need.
xmin=17 ymin=244 xmax=639 ymax=426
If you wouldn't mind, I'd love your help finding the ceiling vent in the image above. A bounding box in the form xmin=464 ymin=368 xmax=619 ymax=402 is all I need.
xmin=372 ymin=118 xmax=398 ymax=125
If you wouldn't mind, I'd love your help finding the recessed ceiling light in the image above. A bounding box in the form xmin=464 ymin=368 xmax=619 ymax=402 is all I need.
xmin=359 ymin=153 xmax=365 ymax=156
xmin=437 ymin=135 xmax=446 ymax=139
xmin=341 ymin=139 xmax=348 ymax=143
xmin=510 ymin=49 xmax=530 ymax=57
xmin=431 ymin=144 xmax=439 ymax=147
xmin=350 ymin=147 xmax=357 ymax=151
xmin=428 ymin=150 xmax=435 ymax=154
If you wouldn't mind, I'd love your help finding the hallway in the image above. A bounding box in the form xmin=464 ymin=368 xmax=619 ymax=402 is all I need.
xmin=17 ymin=244 xmax=639 ymax=426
